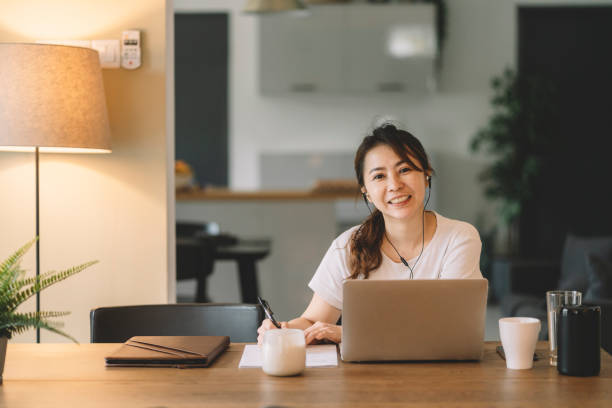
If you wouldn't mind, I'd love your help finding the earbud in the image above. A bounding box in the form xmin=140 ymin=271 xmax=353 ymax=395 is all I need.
xmin=427 ymin=176 xmax=431 ymax=188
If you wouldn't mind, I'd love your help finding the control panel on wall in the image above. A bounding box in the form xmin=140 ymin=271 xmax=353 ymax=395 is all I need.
xmin=121 ymin=30 xmax=141 ymax=69
xmin=36 ymin=30 xmax=142 ymax=70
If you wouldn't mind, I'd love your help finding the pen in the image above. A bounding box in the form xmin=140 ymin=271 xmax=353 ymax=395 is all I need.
xmin=257 ymin=296 xmax=281 ymax=329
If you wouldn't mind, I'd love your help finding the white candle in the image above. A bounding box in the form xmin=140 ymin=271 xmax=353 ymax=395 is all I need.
xmin=262 ymin=328 xmax=306 ymax=376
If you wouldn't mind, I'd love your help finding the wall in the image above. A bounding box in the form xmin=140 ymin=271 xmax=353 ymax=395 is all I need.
xmin=0 ymin=0 xmax=171 ymax=343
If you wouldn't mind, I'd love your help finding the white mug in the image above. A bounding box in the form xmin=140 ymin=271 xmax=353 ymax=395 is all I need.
xmin=262 ymin=328 xmax=306 ymax=376
xmin=499 ymin=317 xmax=541 ymax=370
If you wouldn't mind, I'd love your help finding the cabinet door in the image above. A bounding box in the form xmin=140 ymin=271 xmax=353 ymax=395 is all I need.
xmin=344 ymin=4 xmax=436 ymax=93
xmin=259 ymin=6 xmax=345 ymax=94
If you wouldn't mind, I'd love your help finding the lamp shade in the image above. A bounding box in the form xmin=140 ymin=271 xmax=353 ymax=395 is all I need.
xmin=0 ymin=43 xmax=111 ymax=153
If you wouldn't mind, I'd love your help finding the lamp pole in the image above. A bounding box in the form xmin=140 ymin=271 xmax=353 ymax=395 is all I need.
xmin=35 ymin=146 xmax=40 ymax=343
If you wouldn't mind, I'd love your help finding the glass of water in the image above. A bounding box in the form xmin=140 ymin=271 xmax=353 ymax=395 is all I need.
xmin=546 ymin=290 xmax=582 ymax=365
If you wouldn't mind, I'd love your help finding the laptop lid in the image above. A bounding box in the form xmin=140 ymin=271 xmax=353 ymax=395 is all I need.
xmin=340 ymin=279 xmax=488 ymax=362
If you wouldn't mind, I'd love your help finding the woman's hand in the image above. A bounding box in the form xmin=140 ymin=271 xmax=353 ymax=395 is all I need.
xmin=256 ymin=319 xmax=288 ymax=345
xmin=303 ymin=321 xmax=342 ymax=345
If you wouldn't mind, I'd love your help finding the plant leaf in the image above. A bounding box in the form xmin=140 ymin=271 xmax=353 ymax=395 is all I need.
xmin=7 ymin=261 xmax=98 ymax=311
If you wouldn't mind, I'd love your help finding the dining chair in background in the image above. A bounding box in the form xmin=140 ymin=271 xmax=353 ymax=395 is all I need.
xmin=90 ymin=303 xmax=263 ymax=343
xmin=176 ymin=222 xmax=271 ymax=304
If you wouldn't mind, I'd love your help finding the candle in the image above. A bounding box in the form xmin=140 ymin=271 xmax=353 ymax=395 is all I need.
xmin=262 ymin=328 xmax=306 ymax=376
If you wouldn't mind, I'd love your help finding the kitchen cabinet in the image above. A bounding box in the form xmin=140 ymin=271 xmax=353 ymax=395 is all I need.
xmin=259 ymin=4 xmax=436 ymax=94
xmin=259 ymin=6 xmax=345 ymax=93
xmin=344 ymin=4 xmax=436 ymax=93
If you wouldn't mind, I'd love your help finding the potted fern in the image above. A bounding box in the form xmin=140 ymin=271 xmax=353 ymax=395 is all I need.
xmin=0 ymin=238 xmax=97 ymax=384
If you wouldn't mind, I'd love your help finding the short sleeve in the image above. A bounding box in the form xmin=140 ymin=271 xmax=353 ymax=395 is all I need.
xmin=308 ymin=238 xmax=352 ymax=310
xmin=440 ymin=223 xmax=483 ymax=279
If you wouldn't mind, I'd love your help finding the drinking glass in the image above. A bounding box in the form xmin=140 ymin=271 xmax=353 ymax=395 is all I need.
xmin=546 ymin=290 xmax=582 ymax=366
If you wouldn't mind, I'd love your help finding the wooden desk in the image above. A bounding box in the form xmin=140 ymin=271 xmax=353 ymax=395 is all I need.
xmin=2 ymin=342 xmax=611 ymax=407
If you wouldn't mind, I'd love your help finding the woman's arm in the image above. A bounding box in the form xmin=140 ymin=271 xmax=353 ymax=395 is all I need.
xmin=257 ymin=293 xmax=342 ymax=344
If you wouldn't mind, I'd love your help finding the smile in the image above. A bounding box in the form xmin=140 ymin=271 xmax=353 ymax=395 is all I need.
xmin=388 ymin=195 xmax=411 ymax=204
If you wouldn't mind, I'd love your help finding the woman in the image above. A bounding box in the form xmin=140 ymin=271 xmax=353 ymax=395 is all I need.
xmin=257 ymin=124 xmax=482 ymax=345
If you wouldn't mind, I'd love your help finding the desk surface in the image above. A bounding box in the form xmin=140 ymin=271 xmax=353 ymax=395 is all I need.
xmin=2 ymin=342 xmax=611 ymax=407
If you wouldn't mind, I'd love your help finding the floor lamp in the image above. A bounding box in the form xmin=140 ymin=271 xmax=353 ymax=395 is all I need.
xmin=0 ymin=43 xmax=111 ymax=343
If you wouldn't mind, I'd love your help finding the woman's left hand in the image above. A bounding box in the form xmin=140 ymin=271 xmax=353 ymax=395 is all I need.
xmin=303 ymin=321 xmax=342 ymax=345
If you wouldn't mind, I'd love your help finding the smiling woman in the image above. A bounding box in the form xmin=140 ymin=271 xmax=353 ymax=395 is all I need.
xmin=257 ymin=124 xmax=483 ymax=345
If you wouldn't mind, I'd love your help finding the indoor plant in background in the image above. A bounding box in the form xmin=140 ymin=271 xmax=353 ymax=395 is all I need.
xmin=0 ymin=238 xmax=97 ymax=384
xmin=470 ymin=67 xmax=557 ymax=254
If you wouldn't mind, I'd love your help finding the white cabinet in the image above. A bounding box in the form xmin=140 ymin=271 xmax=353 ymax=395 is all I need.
xmin=259 ymin=4 xmax=436 ymax=94
xmin=259 ymin=7 xmax=346 ymax=93
xmin=344 ymin=4 xmax=436 ymax=93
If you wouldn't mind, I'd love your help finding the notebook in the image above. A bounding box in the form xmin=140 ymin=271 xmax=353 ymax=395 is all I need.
xmin=340 ymin=279 xmax=488 ymax=362
xmin=105 ymin=336 xmax=229 ymax=368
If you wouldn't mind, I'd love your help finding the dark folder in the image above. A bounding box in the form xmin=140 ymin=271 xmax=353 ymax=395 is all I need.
xmin=105 ymin=336 xmax=230 ymax=368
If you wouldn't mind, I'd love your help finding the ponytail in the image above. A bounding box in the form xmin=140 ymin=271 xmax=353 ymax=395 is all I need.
xmin=348 ymin=210 xmax=385 ymax=279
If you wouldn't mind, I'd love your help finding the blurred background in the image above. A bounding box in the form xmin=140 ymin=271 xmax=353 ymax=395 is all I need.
xmin=174 ymin=0 xmax=612 ymax=343
xmin=2 ymin=0 xmax=610 ymax=343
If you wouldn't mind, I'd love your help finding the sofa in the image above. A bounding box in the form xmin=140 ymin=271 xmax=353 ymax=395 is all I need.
xmin=496 ymin=234 xmax=612 ymax=354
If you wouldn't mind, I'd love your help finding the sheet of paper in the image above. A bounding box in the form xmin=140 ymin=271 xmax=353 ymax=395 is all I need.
xmin=238 ymin=344 xmax=338 ymax=368
xmin=305 ymin=344 xmax=338 ymax=367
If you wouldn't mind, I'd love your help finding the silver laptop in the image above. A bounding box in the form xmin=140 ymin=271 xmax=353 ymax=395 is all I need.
xmin=340 ymin=279 xmax=488 ymax=362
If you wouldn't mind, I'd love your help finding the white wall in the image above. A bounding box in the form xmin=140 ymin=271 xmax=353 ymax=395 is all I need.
xmin=0 ymin=0 xmax=171 ymax=343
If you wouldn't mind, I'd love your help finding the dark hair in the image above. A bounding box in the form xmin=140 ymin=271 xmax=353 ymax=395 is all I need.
xmin=348 ymin=124 xmax=434 ymax=279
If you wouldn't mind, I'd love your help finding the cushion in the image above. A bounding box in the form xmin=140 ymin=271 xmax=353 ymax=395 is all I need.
xmin=558 ymin=234 xmax=612 ymax=293
xmin=584 ymin=253 xmax=612 ymax=303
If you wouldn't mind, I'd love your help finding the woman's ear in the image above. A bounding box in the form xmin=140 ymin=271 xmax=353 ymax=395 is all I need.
xmin=361 ymin=188 xmax=369 ymax=202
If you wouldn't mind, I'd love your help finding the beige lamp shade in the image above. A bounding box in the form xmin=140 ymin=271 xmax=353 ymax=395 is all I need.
xmin=0 ymin=43 xmax=111 ymax=153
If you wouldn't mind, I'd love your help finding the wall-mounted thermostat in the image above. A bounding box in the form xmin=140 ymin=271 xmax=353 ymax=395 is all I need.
xmin=121 ymin=30 xmax=141 ymax=69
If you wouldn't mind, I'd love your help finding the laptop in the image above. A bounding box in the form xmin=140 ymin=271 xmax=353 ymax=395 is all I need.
xmin=340 ymin=279 xmax=488 ymax=362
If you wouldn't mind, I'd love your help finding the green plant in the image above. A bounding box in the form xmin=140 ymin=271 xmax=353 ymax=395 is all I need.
xmin=0 ymin=238 xmax=98 ymax=342
xmin=470 ymin=68 xmax=557 ymax=229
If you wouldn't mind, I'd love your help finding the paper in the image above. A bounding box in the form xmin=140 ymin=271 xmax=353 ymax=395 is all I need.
xmin=305 ymin=344 xmax=339 ymax=367
xmin=238 ymin=344 xmax=338 ymax=368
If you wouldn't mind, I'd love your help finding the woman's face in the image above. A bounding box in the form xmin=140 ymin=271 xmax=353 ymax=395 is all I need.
xmin=361 ymin=144 xmax=428 ymax=222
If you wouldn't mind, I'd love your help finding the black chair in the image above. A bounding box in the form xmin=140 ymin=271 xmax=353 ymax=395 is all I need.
xmin=177 ymin=222 xmax=271 ymax=303
xmin=176 ymin=222 xmax=233 ymax=303
xmin=90 ymin=303 xmax=263 ymax=343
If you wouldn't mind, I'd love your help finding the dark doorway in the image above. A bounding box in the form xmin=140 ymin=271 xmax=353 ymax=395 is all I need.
xmin=518 ymin=6 xmax=612 ymax=258
xmin=175 ymin=13 xmax=229 ymax=187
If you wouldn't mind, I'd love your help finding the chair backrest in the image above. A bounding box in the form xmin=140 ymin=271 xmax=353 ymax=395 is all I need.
xmin=90 ymin=303 xmax=263 ymax=343
xmin=176 ymin=222 xmax=207 ymax=238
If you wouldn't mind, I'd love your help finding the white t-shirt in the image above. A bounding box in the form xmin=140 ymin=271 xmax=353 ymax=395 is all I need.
xmin=308 ymin=212 xmax=483 ymax=310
